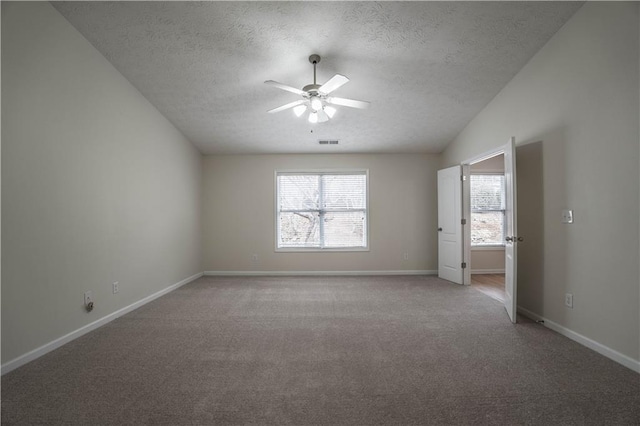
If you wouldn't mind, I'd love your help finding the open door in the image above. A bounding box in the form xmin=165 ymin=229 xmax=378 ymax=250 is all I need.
xmin=437 ymin=165 xmax=463 ymax=284
xmin=504 ymin=137 xmax=519 ymax=323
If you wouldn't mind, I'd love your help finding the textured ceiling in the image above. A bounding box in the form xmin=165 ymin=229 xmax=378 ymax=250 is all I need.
xmin=52 ymin=1 xmax=582 ymax=154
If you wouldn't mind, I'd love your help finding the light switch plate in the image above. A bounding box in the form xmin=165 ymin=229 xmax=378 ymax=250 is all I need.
xmin=562 ymin=209 xmax=573 ymax=224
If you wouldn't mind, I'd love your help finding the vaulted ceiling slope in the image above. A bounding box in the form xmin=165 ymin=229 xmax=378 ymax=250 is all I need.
xmin=52 ymin=2 xmax=582 ymax=155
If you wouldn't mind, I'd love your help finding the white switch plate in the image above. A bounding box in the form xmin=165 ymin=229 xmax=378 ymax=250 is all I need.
xmin=562 ymin=209 xmax=574 ymax=224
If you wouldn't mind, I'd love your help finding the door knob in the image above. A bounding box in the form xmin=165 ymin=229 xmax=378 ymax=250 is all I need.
xmin=505 ymin=236 xmax=513 ymax=242
xmin=438 ymin=227 xmax=443 ymax=232
xmin=517 ymin=237 xmax=524 ymax=242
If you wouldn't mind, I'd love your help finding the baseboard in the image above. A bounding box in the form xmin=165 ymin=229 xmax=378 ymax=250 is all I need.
xmin=517 ymin=306 xmax=640 ymax=374
xmin=1 ymin=272 xmax=204 ymax=376
xmin=470 ymin=269 xmax=505 ymax=274
xmin=203 ymin=270 xmax=437 ymax=276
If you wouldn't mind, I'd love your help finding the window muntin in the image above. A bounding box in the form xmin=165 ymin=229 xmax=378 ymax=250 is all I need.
xmin=276 ymin=171 xmax=368 ymax=250
xmin=470 ymin=174 xmax=505 ymax=246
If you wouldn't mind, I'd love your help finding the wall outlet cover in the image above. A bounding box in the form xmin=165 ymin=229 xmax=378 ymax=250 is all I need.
xmin=565 ymin=293 xmax=573 ymax=308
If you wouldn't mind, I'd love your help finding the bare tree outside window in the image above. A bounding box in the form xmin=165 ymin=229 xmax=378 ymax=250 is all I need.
xmin=470 ymin=174 xmax=505 ymax=246
xmin=277 ymin=172 xmax=367 ymax=249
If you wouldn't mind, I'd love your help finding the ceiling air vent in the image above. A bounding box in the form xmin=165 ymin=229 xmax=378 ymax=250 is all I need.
xmin=318 ymin=140 xmax=339 ymax=145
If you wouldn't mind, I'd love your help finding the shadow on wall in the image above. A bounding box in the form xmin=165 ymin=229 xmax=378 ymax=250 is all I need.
xmin=516 ymin=127 xmax=570 ymax=321
xmin=516 ymin=140 xmax=544 ymax=313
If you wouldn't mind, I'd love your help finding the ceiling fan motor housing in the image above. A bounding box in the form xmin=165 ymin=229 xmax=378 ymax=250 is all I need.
xmin=302 ymin=84 xmax=322 ymax=96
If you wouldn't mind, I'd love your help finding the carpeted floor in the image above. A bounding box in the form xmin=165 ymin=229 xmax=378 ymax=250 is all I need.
xmin=2 ymin=275 xmax=639 ymax=425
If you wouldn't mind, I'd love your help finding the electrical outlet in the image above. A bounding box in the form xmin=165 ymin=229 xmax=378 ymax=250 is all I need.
xmin=84 ymin=291 xmax=94 ymax=312
xmin=565 ymin=293 xmax=573 ymax=308
xmin=402 ymin=251 xmax=409 ymax=261
xmin=250 ymin=253 xmax=260 ymax=267
xmin=112 ymin=281 xmax=119 ymax=294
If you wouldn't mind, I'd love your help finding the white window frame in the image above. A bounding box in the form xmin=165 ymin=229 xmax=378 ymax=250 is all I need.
xmin=275 ymin=169 xmax=370 ymax=252
xmin=470 ymin=172 xmax=506 ymax=248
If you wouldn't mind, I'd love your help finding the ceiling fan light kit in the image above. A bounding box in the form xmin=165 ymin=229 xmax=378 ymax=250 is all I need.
xmin=265 ymin=54 xmax=370 ymax=124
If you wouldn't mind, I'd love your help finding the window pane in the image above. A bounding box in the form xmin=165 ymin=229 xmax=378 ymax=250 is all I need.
xmin=278 ymin=175 xmax=319 ymax=210
xmin=279 ymin=211 xmax=320 ymax=247
xmin=471 ymin=211 xmax=504 ymax=245
xmin=471 ymin=175 xmax=505 ymax=211
xmin=276 ymin=171 xmax=368 ymax=250
xmin=323 ymin=211 xmax=366 ymax=248
xmin=322 ymin=174 xmax=366 ymax=209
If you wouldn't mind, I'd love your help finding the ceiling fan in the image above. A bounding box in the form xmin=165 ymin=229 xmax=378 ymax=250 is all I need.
xmin=265 ymin=54 xmax=370 ymax=123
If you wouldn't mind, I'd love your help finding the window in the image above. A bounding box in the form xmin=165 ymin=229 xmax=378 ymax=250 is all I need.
xmin=276 ymin=171 xmax=368 ymax=250
xmin=470 ymin=174 xmax=505 ymax=246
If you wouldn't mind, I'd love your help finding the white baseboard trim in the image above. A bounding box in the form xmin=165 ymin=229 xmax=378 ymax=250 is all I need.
xmin=203 ymin=270 xmax=437 ymax=277
xmin=1 ymin=272 xmax=204 ymax=376
xmin=517 ymin=306 xmax=640 ymax=374
xmin=470 ymin=269 xmax=505 ymax=274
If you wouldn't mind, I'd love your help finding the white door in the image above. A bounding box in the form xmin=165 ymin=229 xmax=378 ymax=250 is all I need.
xmin=504 ymin=137 xmax=519 ymax=323
xmin=437 ymin=166 xmax=463 ymax=284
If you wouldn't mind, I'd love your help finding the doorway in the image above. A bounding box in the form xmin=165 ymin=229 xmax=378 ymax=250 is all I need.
xmin=467 ymin=153 xmax=506 ymax=302
xmin=438 ymin=137 xmax=519 ymax=322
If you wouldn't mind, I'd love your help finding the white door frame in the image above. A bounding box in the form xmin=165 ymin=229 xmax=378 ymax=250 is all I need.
xmin=461 ymin=138 xmax=519 ymax=322
xmin=461 ymin=146 xmax=507 ymax=286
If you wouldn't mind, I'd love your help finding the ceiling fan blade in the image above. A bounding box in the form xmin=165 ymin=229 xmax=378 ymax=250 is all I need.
xmin=267 ymin=99 xmax=306 ymax=114
xmin=319 ymin=74 xmax=349 ymax=94
xmin=326 ymin=97 xmax=371 ymax=109
xmin=264 ymin=80 xmax=305 ymax=96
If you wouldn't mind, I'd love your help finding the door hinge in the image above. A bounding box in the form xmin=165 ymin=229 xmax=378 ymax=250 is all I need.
xmin=461 ymin=218 xmax=467 ymax=225
xmin=461 ymin=262 xmax=467 ymax=269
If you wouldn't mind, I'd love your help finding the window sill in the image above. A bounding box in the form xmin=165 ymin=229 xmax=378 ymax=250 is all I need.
xmin=471 ymin=245 xmax=505 ymax=251
xmin=276 ymin=247 xmax=370 ymax=253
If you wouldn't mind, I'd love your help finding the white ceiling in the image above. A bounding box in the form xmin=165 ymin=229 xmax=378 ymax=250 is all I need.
xmin=52 ymin=1 xmax=582 ymax=155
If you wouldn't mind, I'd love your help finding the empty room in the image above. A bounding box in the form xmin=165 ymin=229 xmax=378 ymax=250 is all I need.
xmin=2 ymin=1 xmax=639 ymax=424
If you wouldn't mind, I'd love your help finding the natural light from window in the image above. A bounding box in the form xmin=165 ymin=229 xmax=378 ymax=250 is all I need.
xmin=470 ymin=174 xmax=505 ymax=246
xmin=276 ymin=171 xmax=368 ymax=250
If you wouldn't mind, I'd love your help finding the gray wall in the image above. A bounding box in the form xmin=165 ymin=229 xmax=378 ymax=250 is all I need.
xmin=2 ymin=2 xmax=203 ymax=364
xmin=202 ymin=154 xmax=439 ymax=273
xmin=442 ymin=3 xmax=640 ymax=362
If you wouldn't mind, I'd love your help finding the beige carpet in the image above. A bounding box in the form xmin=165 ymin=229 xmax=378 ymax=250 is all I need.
xmin=2 ymin=275 xmax=639 ymax=425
